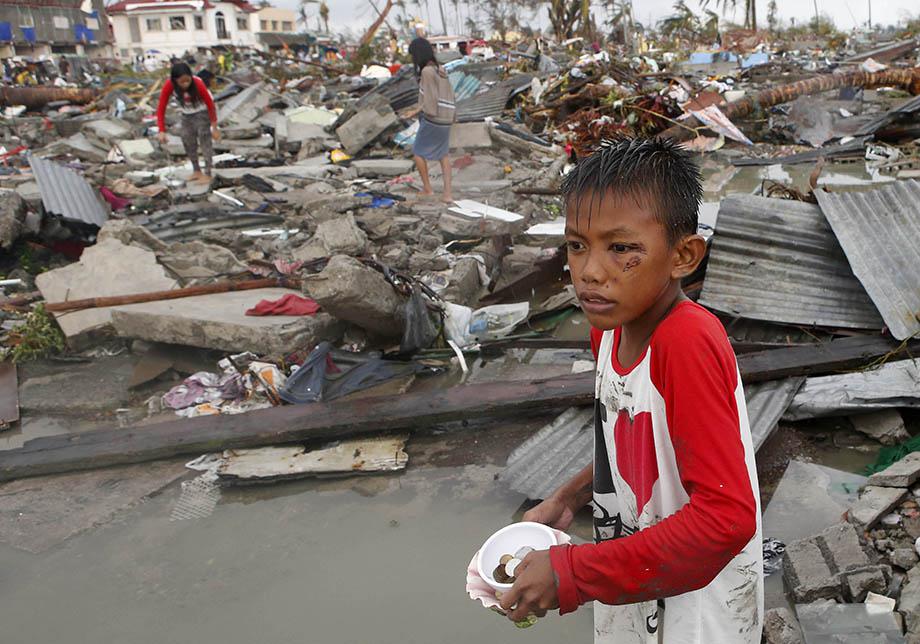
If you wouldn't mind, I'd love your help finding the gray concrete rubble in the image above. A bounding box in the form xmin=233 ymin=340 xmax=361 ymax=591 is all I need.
xmin=851 ymin=410 xmax=911 ymax=446
xmin=0 ymin=189 xmax=27 ymax=250
xmin=450 ymin=122 xmax=492 ymax=149
xmin=303 ymin=255 xmax=405 ymax=338
xmin=783 ymin=522 xmax=876 ymax=602
xmin=292 ymin=213 xmax=367 ymax=261
xmin=35 ymin=236 xmax=179 ymax=343
xmin=870 ymin=454 xmax=920 ymax=488
xmin=849 ymin=486 xmax=910 ymax=527
xmin=110 ymin=287 xmax=343 ymax=354
xmin=763 ymin=607 xmax=806 ymax=644
xmin=352 ymin=159 xmax=415 ymax=177
xmin=335 ymin=96 xmax=398 ymax=155
xmin=157 ymin=240 xmax=250 ymax=283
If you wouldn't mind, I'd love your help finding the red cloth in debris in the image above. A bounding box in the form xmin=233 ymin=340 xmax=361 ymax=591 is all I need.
xmin=245 ymin=294 xmax=320 ymax=317
xmin=100 ymin=186 xmax=131 ymax=211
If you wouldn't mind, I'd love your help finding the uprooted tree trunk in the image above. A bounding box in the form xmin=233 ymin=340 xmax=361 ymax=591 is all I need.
xmin=659 ymin=67 xmax=920 ymax=141
xmin=358 ymin=0 xmax=393 ymax=49
xmin=0 ymin=86 xmax=98 ymax=109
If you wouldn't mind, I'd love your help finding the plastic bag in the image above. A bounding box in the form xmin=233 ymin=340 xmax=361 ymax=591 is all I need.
xmin=468 ymin=302 xmax=529 ymax=342
xmin=278 ymin=341 xmax=332 ymax=404
xmin=400 ymin=285 xmax=438 ymax=354
xmin=443 ymin=302 xmax=474 ymax=346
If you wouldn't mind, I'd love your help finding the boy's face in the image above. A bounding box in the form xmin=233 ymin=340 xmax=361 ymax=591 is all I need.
xmin=565 ymin=191 xmax=698 ymax=331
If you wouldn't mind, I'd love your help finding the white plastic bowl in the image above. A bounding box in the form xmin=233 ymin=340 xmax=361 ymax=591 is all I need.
xmin=476 ymin=522 xmax=558 ymax=592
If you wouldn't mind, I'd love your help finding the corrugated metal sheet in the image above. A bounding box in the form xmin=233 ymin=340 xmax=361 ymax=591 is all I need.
xmin=853 ymin=95 xmax=920 ymax=137
xmin=699 ymin=194 xmax=883 ymax=330
xmin=449 ymin=71 xmax=482 ymax=102
xmin=28 ymin=154 xmax=108 ymax=228
xmin=500 ymin=407 xmax=593 ymax=501
xmin=747 ymin=377 xmax=806 ymax=450
xmin=784 ymin=358 xmax=920 ymax=420
xmin=138 ymin=207 xmax=284 ymax=242
xmin=455 ymin=74 xmax=534 ymax=122
xmin=732 ymin=137 xmax=869 ymax=166
xmin=815 ymin=180 xmax=920 ymax=341
xmin=502 ymin=379 xmax=803 ymax=499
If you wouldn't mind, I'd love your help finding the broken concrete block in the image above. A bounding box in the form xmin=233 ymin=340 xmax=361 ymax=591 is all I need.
xmin=870 ymin=453 xmax=920 ymax=488
xmin=784 ymin=523 xmax=872 ymax=602
xmin=81 ymin=117 xmax=133 ymax=145
xmin=851 ymin=409 xmax=911 ymax=446
xmin=450 ymin=122 xmax=492 ymax=149
xmin=116 ymin=138 xmax=155 ymax=165
xmin=763 ymin=607 xmax=805 ymax=644
xmin=901 ymin=566 xmax=920 ymax=636
xmin=110 ymin=288 xmax=342 ymax=354
xmin=438 ymin=211 xmax=524 ymax=238
xmin=892 ymin=548 xmax=920 ymax=570
xmin=335 ymin=100 xmax=398 ymax=155
xmin=0 ymin=189 xmax=27 ymax=250
xmin=850 ymin=485 xmax=909 ymax=527
xmin=96 ymin=218 xmax=167 ymax=252
xmin=58 ymin=132 xmax=108 ymax=163
xmin=221 ymin=122 xmax=262 ymax=140
xmin=442 ymin=257 xmax=483 ymax=307
xmin=35 ymin=237 xmax=178 ymax=344
xmin=303 ymin=255 xmax=404 ymax=338
xmin=351 ymin=159 xmax=414 ymax=178
xmin=293 ymin=213 xmax=367 ymax=262
xmin=783 ymin=538 xmax=839 ymax=602
xmin=14 ymin=180 xmax=41 ymax=209
xmin=842 ymin=566 xmax=887 ymax=601
xmin=157 ymin=240 xmax=248 ymax=283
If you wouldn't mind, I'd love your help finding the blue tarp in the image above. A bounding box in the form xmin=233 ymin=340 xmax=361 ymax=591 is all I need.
xmin=0 ymin=22 xmax=11 ymax=42
xmin=74 ymin=24 xmax=95 ymax=42
xmin=741 ymin=52 xmax=770 ymax=69
xmin=688 ymin=51 xmax=738 ymax=65
xmin=20 ymin=26 xmax=35 ymax=43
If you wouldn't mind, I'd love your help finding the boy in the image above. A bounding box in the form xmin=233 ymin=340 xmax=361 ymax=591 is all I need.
xmin=498 ymin=138 xmax=763 ymax=643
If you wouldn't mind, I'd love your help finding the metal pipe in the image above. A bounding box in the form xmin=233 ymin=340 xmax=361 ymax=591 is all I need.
xmin=0 ymin=86 xmax=98 ymax=110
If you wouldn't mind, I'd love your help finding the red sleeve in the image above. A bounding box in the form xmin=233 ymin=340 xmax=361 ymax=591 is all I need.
xmin=195 ymin=77 xmax=217 ymax=124
xmin=156 ymin=78 xmax=173 ymax=132
xmin=589 ymin=326 xmax=603 ymax=361
xmin=551 ymin=305 xmax=757 ymax=612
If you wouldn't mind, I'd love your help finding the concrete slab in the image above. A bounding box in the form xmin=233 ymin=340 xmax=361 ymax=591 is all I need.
xmin=116 ymin=138 xmax=155 ymax=165
xmin=850 ymin=409 xmax=910 ymax=446
xmin=18 ymin=354 xmax=136 ymax=414
xmin=352 ymin=159 xmax=414 ymax=178
xmin=35 ymin=237 xmax=179 ymax=343
xmin=449 ymin=122 xmax=492 ymax=149
xmin=335 ymin=101 xmax=398 ymax=155
xmin=783 ymin=538 xmax=838 ymax=602
xmin=0 ymin=459 xmax=185 ymax=553
xmin=849 ymin=485 xmax=908 ymax=527
xmin=869 ymin=452 xmax=920 ymax=488
xmin=110 ymin=287 xmax=343 ymax=354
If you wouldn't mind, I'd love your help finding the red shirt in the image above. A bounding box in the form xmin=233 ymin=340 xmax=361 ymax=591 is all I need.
xmin=156 ymin=76 xmax=217 ymax=132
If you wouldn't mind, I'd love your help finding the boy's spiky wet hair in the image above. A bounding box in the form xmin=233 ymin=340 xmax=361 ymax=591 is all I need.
xmin=560 ymin=137 xmax=703 ymax=246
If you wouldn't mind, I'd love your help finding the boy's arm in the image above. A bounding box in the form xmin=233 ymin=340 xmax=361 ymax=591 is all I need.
xmin=522 ymin=462 xmax=592 ymax=530
xmin=549 ymin=324 xmax=758 ymax=613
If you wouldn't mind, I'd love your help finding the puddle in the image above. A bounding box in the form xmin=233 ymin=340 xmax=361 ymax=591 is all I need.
xmin=0 ymin=414 xmax=108 ymax=450
xmin=0 ymin=431 xmax=594 ymax=644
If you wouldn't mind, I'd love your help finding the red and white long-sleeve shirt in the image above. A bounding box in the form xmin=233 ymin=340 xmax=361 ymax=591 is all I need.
xmin=549 ymin=300 xmax=763 ymax=644
xmin=155 ymin=76 xmax=217 ymax=132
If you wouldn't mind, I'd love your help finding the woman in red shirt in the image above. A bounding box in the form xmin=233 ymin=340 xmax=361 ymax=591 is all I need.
xmin=156 ymin=62 xmax=220 ymax=183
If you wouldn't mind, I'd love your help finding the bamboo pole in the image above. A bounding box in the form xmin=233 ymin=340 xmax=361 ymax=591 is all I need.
xmin=45 ymin=278 xmax=297 ymax=314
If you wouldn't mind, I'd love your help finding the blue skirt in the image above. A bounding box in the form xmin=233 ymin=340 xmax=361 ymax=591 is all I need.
xmin=413 ymin=116 xmax=451 ymax=161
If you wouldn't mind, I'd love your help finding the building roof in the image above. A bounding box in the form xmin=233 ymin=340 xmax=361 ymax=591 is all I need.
xmin=107 ymin=0 xmax=257 ymax=14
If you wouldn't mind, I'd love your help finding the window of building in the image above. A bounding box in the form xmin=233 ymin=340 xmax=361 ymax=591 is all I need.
xmin=260 ymin=20 xmax=268 ymax=31
xmin=19 ymin=14 xmax=35 ymax=28
xmin=145 ymin=18 xmax=162 ymax=31
xmin=281 ymin=21 xmax=292 ymax=31
xmin=53 ymin=15 xmax=70 ymax=29
xmin=194 ymin=15 xmax=204 ymax=30
xmin=237 ymin=17 xmax=248 ymax=30
xmin=86 ymin=17 xmax=99 ymax=29
xmin=271 ymin=20 xmax=278 ymax=30
xmin=215 ymin=11 xmax=228 ymax=39
xmin=169 ymin=16 xmax=186 ymax=30
xmin=120 ymin=48 xmax=129 ymax=57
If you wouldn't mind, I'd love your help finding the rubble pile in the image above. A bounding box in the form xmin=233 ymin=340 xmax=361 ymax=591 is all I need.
xmin=0 ymin=19 xmax=920 ymax=641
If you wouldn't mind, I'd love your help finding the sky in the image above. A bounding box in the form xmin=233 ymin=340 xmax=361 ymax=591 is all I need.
xmin=280 ymin=0 xmax=920 ymax=38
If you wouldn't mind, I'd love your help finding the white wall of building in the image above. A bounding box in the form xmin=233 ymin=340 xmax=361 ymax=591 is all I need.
xmin=111 ymin=2 xmax=257 ymax=59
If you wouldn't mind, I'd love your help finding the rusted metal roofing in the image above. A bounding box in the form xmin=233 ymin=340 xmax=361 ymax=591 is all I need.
xmin=501 ymin=378 xmax=802 ymax=499
xmin=455 ymin=74 xmax=534 ymax=122
xmin=815 ymin=180 xmax=920 ymax=341
xmin=28 ymin=154 xmax=108 ymax=228
xmin=699 ymin=194 xmax=883 ymax=331
xmin=853 ymin=95 xmax=920 ymax=137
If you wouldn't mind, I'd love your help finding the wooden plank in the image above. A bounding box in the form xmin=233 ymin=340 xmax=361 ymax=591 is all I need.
xmin=736 ymin=335 xmax=920 ymax=384
xmin=0 ymin=372 xmax=596 ymax=482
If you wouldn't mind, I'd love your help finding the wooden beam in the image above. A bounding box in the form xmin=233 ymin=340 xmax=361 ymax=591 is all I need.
xmin=736 ymin=335 xmax=920 ymax=384
xmin=0 ymin=372 xmax=596 ymax=481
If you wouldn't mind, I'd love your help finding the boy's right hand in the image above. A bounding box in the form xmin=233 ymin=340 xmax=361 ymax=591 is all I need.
xmin=157 ymin=132 xmax=168 ymax=145
xmin=523 ymin=495 xmax=575 ymax=531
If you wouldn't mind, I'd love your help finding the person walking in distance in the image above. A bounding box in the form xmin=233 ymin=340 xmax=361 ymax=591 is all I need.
xmin=409 ymin=37 xmax=455 ymax=203
xmin=156 ymin=62 xmax=219 ymax=183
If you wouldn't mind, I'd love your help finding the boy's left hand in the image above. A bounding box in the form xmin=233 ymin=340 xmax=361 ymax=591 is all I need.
xmin=498 ymin=549 xmax=560 ymax=623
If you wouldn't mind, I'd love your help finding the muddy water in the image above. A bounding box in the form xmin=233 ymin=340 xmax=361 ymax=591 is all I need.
xmin=0 ymin=428 xmax=594 ymax=644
